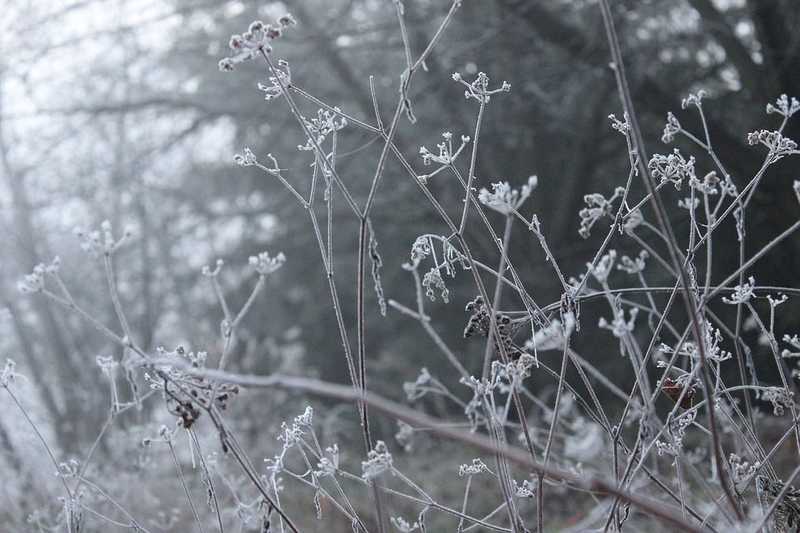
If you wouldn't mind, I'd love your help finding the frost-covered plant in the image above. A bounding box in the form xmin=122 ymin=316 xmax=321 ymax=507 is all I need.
xmin=9 ymin=4 xmax=800 ymax=533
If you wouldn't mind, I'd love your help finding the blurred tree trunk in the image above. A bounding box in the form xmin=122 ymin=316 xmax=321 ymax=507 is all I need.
xmin=0 ymin=72 xmax=89 ymax=455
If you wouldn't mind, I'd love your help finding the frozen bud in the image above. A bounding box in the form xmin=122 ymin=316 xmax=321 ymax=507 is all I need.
xmin=218 ymin=58 xmax=234 ymax=72
xmin=722 ymin=276 xmax=756 ymax=305
xmin=202 ymin=259 xmax=223 ymax=277
xmin=278 ymin=14 xmax=297 ymax=27
xmin=766 ymin=94 xmax=800 ymax=117
xmin=390 ymin=517 xmax=420 ymax=533
xmin=451 ymin=72 xmax=462 ymax=82
xmin=294 ymin=406 xmax=313 ymax=427
xmin=265 ymin=25 xmax=281 ymax=40
xmin=661 ymin=112 xmax=681 ymax=143
xmin=681 ymin=90 xmax=707 ymax=109
xmin=18 ymin=264 xmax=47 ymax=293
xmin=248 ymin=20 xmax=264 ymax=33
xmin=45 ymin=256 xmax=61 ymax=274
xmin=233 ymin=147 xmax=257 ymax=166
xmin=228 ymin=34 xmax=244 ymax=50
xmin=361 ymin=441 xmax=393 ymax=481
xmin=458 ymin=458 xmax=491 ymax=477
xmin=1 ymin=359 xmax=18 ymax=387
xmin=96 ymin=355 xmax=119 ymax=376
xmin=513 ymin=479 xmax=536 ymax=498
xmin=249 ymin=250 xmax=286 ymax=275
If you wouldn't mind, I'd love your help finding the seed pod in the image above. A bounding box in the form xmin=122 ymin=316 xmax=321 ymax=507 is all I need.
xmin=661 ymin=377 xmax=694 ymax=408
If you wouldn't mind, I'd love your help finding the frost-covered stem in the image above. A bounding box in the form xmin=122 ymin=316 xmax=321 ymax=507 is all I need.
xmin=526 ymin=215 xmax=569 ymax=291
xmin=3 ymin=383 xmax=73 ymax=500
xmin=103 ymin=253 xmax=134 ymax=346
xmin=706 ymin=217 xmax=800 ymax=301
xmin=78 ymin=504 xmax=139 ymax=529
xmin=483 ymin=398 xmax=523 ymax=531
xmin=363 ymin=99 xmax=403 ymax=217
xmin=702 ymin=193 xmax=714 ymax=296
xmin=209 ymin=274 xmax=232 ymax=323
xmin=232 ymin=275 xmax=266 ymax=331
xmin=623 ymin=180 xmax=668 ymax=219
xmin=573 ymin=163 xmax=637 ymax=297
xmin=76 ymin=391 xmax=155 ymax=496
xmin=381 ymin=148 xmax=542 ymax=468
xmin=78 ymin=476 xmax=150 ymax=532
xmin=168 ymin=439 xmax=206 ymax=533
xmin=459 ymin=99 xmax=486 ymax=234
xmin=462 ymin=504 xmax=511 ymax=532
xmin=449 ymin=164 xmax=547 ymax=325
xmin=334 ymin=472 xmax=511 ymax=531
xmin=457 ymin=475 xmax=473 ymax=532
xmin=355 ymin=220 xmax=372 ymax=447
xmin=307 ymin=208 xmax=361 ymax=395
xmin=567 ymin=348 xmax=628 ymax=401
xmin=326 ymin=135 xmax=335 ymax=266
xmin=76 ymin=411 xmax=113 ymax=486
xmin=413 ymin=1 xmax=461 ymax=71
xmin=675 ymin=456 xmax=688 ymax=521
xmin=538 ymin=331 xmax=571 ymax=532
xmin=209 ymin=410 xmax=300 ymax=532
xmin=406 ymin=267 xmax=470 ymax=378
xmin=304 ymin=433 xmax=366 ymax=530
xmin=597 ymin=1 xmax=741 ymax=515
xmin=253 ymin=160 xmax=308 ymax=207
xmin=482 ymin=214 xmax=513 ymax=379
xmin=605 ymin=288 xmax=689 ymax=522
xmin=690 ymin=155 xmax=774 ymax=254
xmin=368 ymin=75 xmax=384 ymax=130
xmin=733 ymin=292 xmax=756 ymax=430
xmin=457 ymin=234 xmax=541 ymax=468
xmin=744 ymin=302 xmax=800 ymax=453
xmin=355 ymin=218 xmax=388 ymax=533
xmin=394 ymin=1 xmax=413 ymax=72
xmin=260 ymin=50 xmax=361 ymax=216
xmin=290 ymin=85 xmax=382 ymax=134
xmin=213 ymin=273 xmax=266 ymax=401
xmin=282 ymin=468 xmax=361 ymax=527
xmin=162 ymin=362 xmax=707 ymax=532
xmin=189 ymin=430 xmax=225 ymax=533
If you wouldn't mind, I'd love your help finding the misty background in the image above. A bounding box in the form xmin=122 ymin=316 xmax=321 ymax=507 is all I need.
xmin=1 ymin=0 xmax=800 ymax=530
